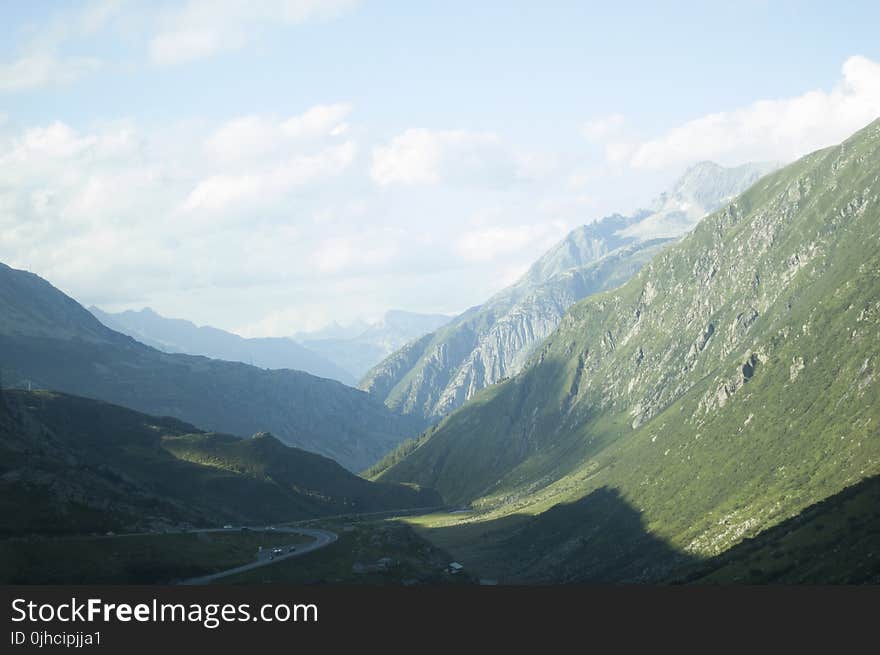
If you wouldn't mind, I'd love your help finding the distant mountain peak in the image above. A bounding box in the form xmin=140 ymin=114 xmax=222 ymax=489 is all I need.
xmin=620 ymin=160 xmax=781 ymax=241
xmin=361 ymin=159 xmax=779 ymax=420
xmin=88 ymin=305 xmax=357 ymax=385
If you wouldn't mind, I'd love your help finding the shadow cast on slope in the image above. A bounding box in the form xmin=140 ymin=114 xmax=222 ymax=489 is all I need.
xmin=415 ymin=476 xmax=880 ymax=585
xmin=672 ymin=475 xmax=880 ymax=585
xmin=414 ymin=487 xmax=698 ymax=584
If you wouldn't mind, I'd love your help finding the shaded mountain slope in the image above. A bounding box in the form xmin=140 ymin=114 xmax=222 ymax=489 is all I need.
xmin=0 ymin=263 xmax=423 ymax=471
xmin=0 ymin=390 xmax=439 ymax=537
xmin=674 ymin=474 xmax=880 ymax=584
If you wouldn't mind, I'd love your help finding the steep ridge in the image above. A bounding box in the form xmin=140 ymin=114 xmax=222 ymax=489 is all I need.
xmin=380 ymin=119 xmax=880 ymax=578
xmin=0 ymin=390 xmax=439 ymax=537
xmin=0 ymin=263 xmax=424 ymax=471
xmin=362 ymin=162 xmax=776 ymax=421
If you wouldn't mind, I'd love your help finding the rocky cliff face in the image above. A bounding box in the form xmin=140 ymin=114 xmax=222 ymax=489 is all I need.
xmin=432 ymin=240 xmax=670 ymax=416
xmin=362 ymin=161 xmax=777 ymax=421
xmin=378 ymin=119 xmax=880 ymax=579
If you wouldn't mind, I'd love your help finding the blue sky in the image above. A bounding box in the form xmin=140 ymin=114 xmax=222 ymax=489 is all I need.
xmin=1 ymin=1 xmax=879 ymax=334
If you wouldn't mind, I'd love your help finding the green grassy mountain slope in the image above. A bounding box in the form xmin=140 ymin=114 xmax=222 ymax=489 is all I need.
xmin=673 ymin=474 xmax=880 ymax=584
xmin=0 ymin=389 xmax=439 ymax=537
xmin=0 ymin=263 xmax=424 ymax=471
xmin=361 ymin=162 xmax=775 ymax=422
xmin=379 ymin=119 xmax=880 ymax=579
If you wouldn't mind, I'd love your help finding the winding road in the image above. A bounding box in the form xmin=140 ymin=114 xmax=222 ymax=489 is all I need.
xmin=179 ymin=526 xmax=338 ymax=585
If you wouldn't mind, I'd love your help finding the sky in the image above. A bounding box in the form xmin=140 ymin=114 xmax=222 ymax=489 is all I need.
xmin=1 ymin=1 xmax=879 ymax=336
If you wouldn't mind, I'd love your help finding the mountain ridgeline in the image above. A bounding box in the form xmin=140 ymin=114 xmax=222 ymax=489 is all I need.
xmin=377 ymin=119 xmax=880 ymax=581
xmin=89 ymin=306 xmax=357 ymax=385
xmin=294 ymin=310 xmax=452 ymax=381
xmin=0 ymin=390 xmax=439 ymax=537
xmin=0 ymin=264 xmax=425 ymax=472
xmin=361 ymin=161 xmax=777 ymax=421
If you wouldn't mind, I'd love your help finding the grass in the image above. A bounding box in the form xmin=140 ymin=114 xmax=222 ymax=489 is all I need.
xmin=219 ymin=520 xmax=474 ymax=585
xmin=674 ymin=475 xmax=880 ymax=584
xmin=0 ymin=531 xmax=312 ymax=585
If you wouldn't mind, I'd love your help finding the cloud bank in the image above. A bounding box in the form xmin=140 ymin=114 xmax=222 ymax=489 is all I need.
xmin=609 ymin=56 xmax=880 ymax=170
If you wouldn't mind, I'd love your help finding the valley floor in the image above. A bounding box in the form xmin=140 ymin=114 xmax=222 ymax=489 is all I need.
xmin=0 ymin=513 xmax=474 ymax=585
xmin=401 ymin=475 xmax=880 ymax=584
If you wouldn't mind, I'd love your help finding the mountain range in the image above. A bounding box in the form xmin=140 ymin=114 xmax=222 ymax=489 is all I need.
xmin=0 ymin=262 xmax=424 ymax=472
xmin=89 ymin=307 xmax=452 ymax=386
xmin=3 ymin=119 xmax=878 ymax=586
xmin=294 ymin=310 xmax=452 ymax=381
xmin=0 ymin=388 xmax=438 ymax=537
xmin=362 ymin=161 xmax=778 ymax=421
xmin=374 ymin=119 xmax=880 ymax=582
xmin=90 ymin=306 xmax=356 ymax=384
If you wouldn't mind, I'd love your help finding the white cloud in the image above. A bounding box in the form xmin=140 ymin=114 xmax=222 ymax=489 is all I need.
xmin=206 ymin=116 xmax=282 ymax=161
xmin=63 ymin=170 xmax=155 ymax=221
xmin=0 ymin=0 xmax=125 ymax=93
xmin=149 ymin=0 xmax=358 ymax=65
xmin=0 ymin=1 xmax=358 ymax=92
xmin=455 ymin=220 xmax=571 ymax=262
xmin=611 ymin=55 xmax=880 ymax=170
xmin=206 ymin=104 xmax=351 ymax=161
xmin=370 ymin=128 xmax=544 ymax=186
xmin=237 ymin=306 xmax=333 ymax=337
xmin=0 ymin=54 xmax=102 ymax=92
xmin=0 ymin=112 xmax=369 ymax=323
xmin=281 ymin=103 xmax=351 ymax=140
xmin=149 ymin=30 xmax=231 ymax=66
xmin=538 ymin=193 xmax=595 ymax=216
xmin=308 ymin=236 xmax=397 ymax=274
xmin=581 ymin=114 xmax=625 ymax=142
xmin=181 ymin=140 xmax=356 ymax=213
xmin=371 ymin=129 xmax=497 ymax=185
xmin=15 ymin=122 xmax=97 ymax=159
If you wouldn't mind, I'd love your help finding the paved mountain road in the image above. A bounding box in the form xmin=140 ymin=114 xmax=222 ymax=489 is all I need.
xmin=179 ymin=527 xmax=338 ymax=585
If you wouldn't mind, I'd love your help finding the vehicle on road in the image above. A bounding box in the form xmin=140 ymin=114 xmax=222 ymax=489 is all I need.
xmin=223 ymin=524 xmax=234 ymax=529
xmin=272 ymin=547 xmax=284 ymax=556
